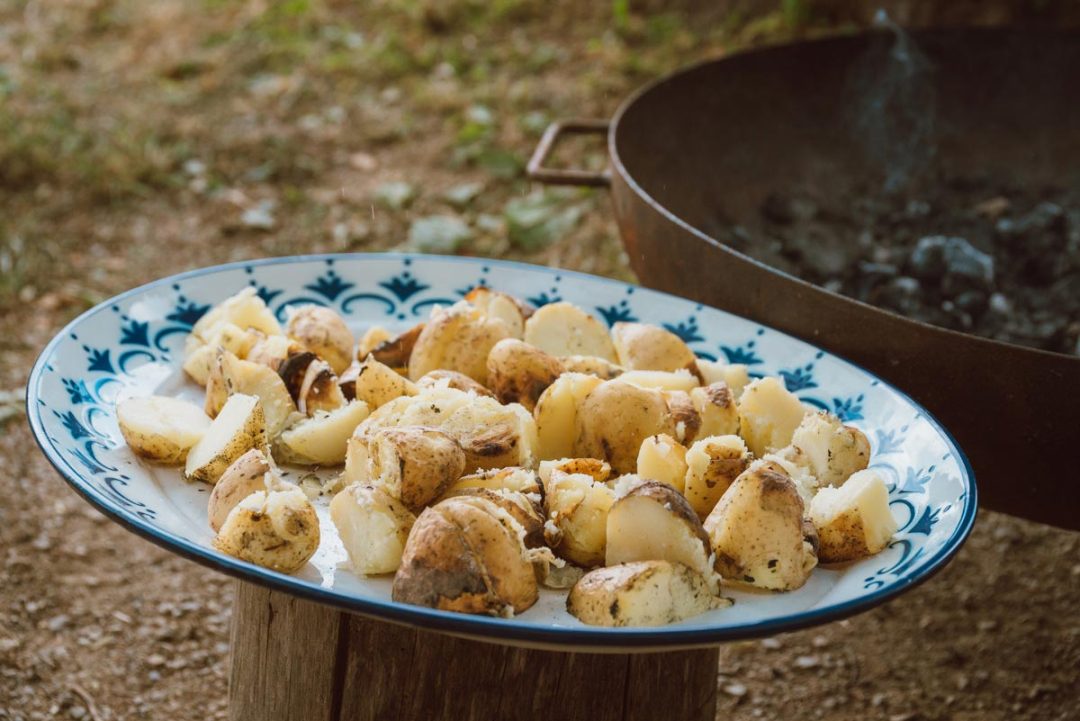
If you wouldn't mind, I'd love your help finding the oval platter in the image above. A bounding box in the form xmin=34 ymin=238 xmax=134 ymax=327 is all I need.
xmin=26 ymin=253 xmax=976 ymax=650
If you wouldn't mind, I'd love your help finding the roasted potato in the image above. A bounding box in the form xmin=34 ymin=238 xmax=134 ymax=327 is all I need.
xmin=204 ymin=351 xmax=298 ymax=439
xmin=415 ymin=369 xmax=496 ymax=397
xmin=278 ymin=353 xmax=348 ymax=415
xmin=690 ymin=382 xmax=740 ymax=439
xmin=809 ymin=469 xmax=896 ymax=562
xmin=213 ymin=486 xmax=319 ymax=573
xmin=703 ymin=461 xmax=817 ymax=591
xmin=190 ymin=287 xmax=282 ymax=346
xmin=567 ymin=561 xmax=728 ymax=627
xmin=618 ymin=369 xmax=700 ymax=392
xmin=577 ymin=380 xmax=676 ymax=474
xmin=539 ymin=457 xmax=612 ymax=487
xmin=787 ymin=411 xmax=871 ymax=487
xmin=440 ymin=466 xmax=541 ymax=499
xmin=184 ymin=394 xmax=268 ymax=485
xmin=763 ymin=449 xmax=820 ymax=505
xmin=464 ymin=286 xmax=529 ymax=338
xmin=436 ymin=396 xmax=539 ymax=473
xmin=524 ymin=302 xmax=617 ymax=361
xmin=244 ymin=333 xmax=300 ymax=372
xmin=636 ymin=434 xmax=689 ymax=493
xmin=368 ymin=323 xmax=424 ymax=370
xmin=285 ymin=305 xmax=355 ymax=375
xmin=606 ymin=478 xmax=721 ymax=593
xmin=392 ymin=496 xmax=537 ymax=616
xmin=534 ymin=372 xmax=603 ymax=461
xmin=695 ymin=359 xmax=750 ymax=399
xmin=207 ymin=449 xmax=273 ymax=532
xmin=368 ymin=426 xmax=466 ymax=510
xmin=683 ymin=435 xmax=751 ymax=519
xmin=347 ymin=355 xmax=418 ymax=409
xmin=663 ymin=390 xmax=702 ymax=444
xmin=275 ymin=400 xmax=371 ymax=466
xmin=737 ymin=377 xmax=808 ymax=457
xmin=330 ymin=484 xmax=416 ymax=575
xmin=182 ymin=322 xmax=260 ymax=386
xmin=446 ymin=487 xmax=546 ymax=549
xmin=408 ymin=303 xmax=514 ymax=385
xmin=558 ymin=355 xmax=623 ymax=380
xmin=611 ymin=322 xmax=697 ymax=373
xmin=486 ymin=339 xmax=564 ymax=411
xmin=116 ymin=396 xmax=211 ymax=465
xmin=543 ymin=465 xmax=616 ymax=567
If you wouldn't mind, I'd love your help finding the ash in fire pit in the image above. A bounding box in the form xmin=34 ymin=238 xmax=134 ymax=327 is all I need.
xmin=732 ymin=180 xmax=1080 ymax=356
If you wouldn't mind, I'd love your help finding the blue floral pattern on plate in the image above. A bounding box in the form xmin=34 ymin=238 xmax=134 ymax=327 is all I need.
xmin=26 ymin=253 xmax=976 ymax=650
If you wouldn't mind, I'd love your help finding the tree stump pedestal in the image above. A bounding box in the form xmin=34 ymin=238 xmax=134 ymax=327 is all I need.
xmin=228 ymin=581 xmax=720 ymax=721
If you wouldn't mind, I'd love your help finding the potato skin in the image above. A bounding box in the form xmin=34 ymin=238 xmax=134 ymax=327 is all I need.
xmin=683 ymin=435 xmax=751 ymax=519
xmin=349 ymin=355 xmax=418 ymax=409
xmin=207 ymin=449 xmax=272 ymax=532
xmin=367 ymin=323 xmax=424 ymax=370
xmin=286 ymin=305 xmax=355 ymax=375
xmin=408 ymin=304 xmax=514 ymax=385
xmin=611 ymin=322 xmax=697 ymax=373
xmin=567 ymin=561 xmax=726 ymax=627
xmin=212 ymin=488 xmax=320 ymax=574
xmin=577 ymin=380 xmax=676 ymax=474
xmin=664 ymin=390 xmax=702 ymax=444
xmin=369 ymin=426 xmax=467 ymax=511
xmin=486 ymin=339 xmax=564 ymax=411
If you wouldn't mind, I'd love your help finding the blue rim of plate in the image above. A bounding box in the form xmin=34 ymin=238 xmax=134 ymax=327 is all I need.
xmin=26 ymin=252 xmax=978 ymax=650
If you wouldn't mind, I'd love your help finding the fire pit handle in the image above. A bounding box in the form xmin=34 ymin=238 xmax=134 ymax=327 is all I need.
xmin=526 ymin=119 xmax=611 ymax=187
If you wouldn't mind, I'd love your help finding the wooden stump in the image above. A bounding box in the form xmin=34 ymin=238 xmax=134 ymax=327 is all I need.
xmin=228 ymin=581 xmax=720 ymax=721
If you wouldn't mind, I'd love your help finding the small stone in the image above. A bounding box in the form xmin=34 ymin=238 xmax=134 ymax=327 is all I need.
xmin=760 ymin=637 xmax=782 ymax=650
xmin=407 ymin=215 xmax=472 ymax=253
xmin=722 ymin=682 xmax=747 ymax=697
xmin=977 ymin=619 xmax=998 ymax=632
xmin=348 ymin=152 xmax=378 ymax=171
xmin=811 ymin=635 xmax=830 ymax=648
xmin=374 ymin=181 xmax=416 ymax=210
xmin=240 ymin=201 xmax=276 ymax=230
xmin=442 ymin=182 xmax=484 ymax=209
xmin=0 ymin=638 xmax=20 ymax=652
xmin=45 ymin=615 xmax=69 ymax=632
xmin=871 ymin=693 xmax=887 ymax=707
xmin=794 ymin=655 xmax=820 ymax=670
xmin=146 ymin=654 xmax=166 ymax=667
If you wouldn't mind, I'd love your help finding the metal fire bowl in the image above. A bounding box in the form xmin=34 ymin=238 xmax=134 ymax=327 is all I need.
xmin=529 ymin=28 xmax=1080 ymax=530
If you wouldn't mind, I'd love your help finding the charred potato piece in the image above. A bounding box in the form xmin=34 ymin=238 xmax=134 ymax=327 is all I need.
xmin=213 ymin=486 xmax=319 ymax=573
xmin=567 ymin=561 xmax=728 ymax=627
xmin=205 ymin=351 xmax=298 ymax=439
xmin=368 ymin=323 xmax=425 ymax=370
xmin=577 ymin=380 xmax=676 ymax=474
xmin=704 ymin=461 xmax=817 ymax=591
xmin=368 ymin=427 xmax=466 ymax=511
xmin=788 ymin=411 xmax=871 ymax=487
xmin=207 ymin=449 xmax=273 ymax=532
xmin=534 ymin=372 xmax=603 ymax=461
xmin=809 ymin=469 xmax=896 ymax=563
xmin=683 ymin=435 xmax=751 ymax=519
xmin=347 ymin=355 xmax=418 ymax=409
xmin=286 ymin=305 xmax=355 ymax=375
xmin=544 ymin=466 xmax=615 ymax=567
xmin=279 ymin=353 xmax=347 ymax=415
xmin=559 ymin=355 xmax=623 ymax=380
xmin=184 ymin=394 xmax=268 ymax=485
xmin=524 ymin=302 xmax=617 ymax=362
xmin=408 ymin=303 xmax=514 ymax=385
xmin=690 ymin=382 xmax=740 ymax=439
xmin=416 ymin=370 xmax=497 ymax=398
xmin=117 ymin=396 xmax=211 ymax=465
xmin=606 ymin=478 xmax=720 ymax=592
xmin=464 ymin=286 xmax=529 ymax=338
xmin=275 ymin=400 xmax=371 ymax=466
xmin=636 ymin=434 xmax=688 ymax=493
xmin=330 ymin=484 xmax=416 ymax=575
xmin=737 ymin=377 xmax=808 ymax=457
xmin=486 ymin=339 xmax=564 ymax=411
xmin=392 ymin=496 xmax=538 ymax=616
xmin=611 ymin=322 xmax=697 ymax=373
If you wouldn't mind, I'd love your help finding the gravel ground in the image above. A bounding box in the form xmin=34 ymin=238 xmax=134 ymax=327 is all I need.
xmin=2 ymin=2 xmax=1078 ymax=720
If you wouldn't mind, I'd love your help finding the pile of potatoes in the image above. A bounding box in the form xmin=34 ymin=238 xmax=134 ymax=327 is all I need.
xmin=116 ymin=284 xmax=897 ymax=626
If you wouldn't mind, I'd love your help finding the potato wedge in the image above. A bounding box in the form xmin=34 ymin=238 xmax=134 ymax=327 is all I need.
xmin=368 ymin=427 xmax=466 ymax=510
xmin=636 ymin=434 xmax=688 ymax=493
xmin=788 ymin=411 xmax=871 ymax=487
xmin=486 ymin=339 xmax=564 ymax=411
xmin=213 ymin=486 xmax=319 ymax=573
xmin=415 ymin=369 xmax=496 ymax=398
xmin=275 ymin=400 xmax=371 ymax=466
xmin=703 ymin=461 xmax=817 ymax=591
xmin=691 ymin=382 xmax=740 ymax=439
xmin=117 ymin=396 xmax=211 ymax=465
xmin=684 ymin=435 xmax=751 ymax=519
xmin=408 ymin=303 xmax=514 ymax=385
xmin=348 ymin=355 xmax=418 ymax=409
xmin=606 ymin=479 xmax=720 ymax=593
xmin=737 ymin=377 xmax=808 ymax=457
xmin=204 ymin=351 xmax=298 ymax=439
xmin=330 ymin=484 xmax=416 ymax=575
xmin=809 ymin=469 xmax=896 ymax=562
xmin=286 ymin=305 xmax=355 ymax=375
xmin=558 ymin=355 xmax=623 ymax=380
xmin=207 ymin=449 xmax=273 ymax=532
xmin=695 ymin=359 xmax=750 ymax=399
xmin=524 ymin=302 xmax=617 ymax=361
xmin=544 ymin=466 xmax=615 ymax=567
xmin=184 ymin=394 xmax=267 ymax=485
xmin=534 ymin=372 xmax=603 ymax=461
xmin=567 ymin=561 xmax=728 ymax=627
xmin=464 ymin=286 xmax=528 ymax=338
xmin=577 ymin=380 xmax=676 ymax=474
xmin=393 ymin=496 xmax=537 ymax=616
xmin=611 ymin=322 xmax=697 ymax=373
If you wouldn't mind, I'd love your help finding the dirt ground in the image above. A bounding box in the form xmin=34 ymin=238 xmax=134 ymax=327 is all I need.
xmin=1 ymin=1 xmax=1078 ymax=720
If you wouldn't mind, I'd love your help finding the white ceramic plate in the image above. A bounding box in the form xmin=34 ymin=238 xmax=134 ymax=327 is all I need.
xmin=27 ymin=254 xmax=976 ymax=650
